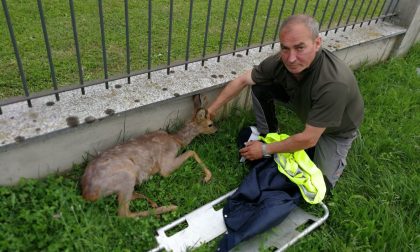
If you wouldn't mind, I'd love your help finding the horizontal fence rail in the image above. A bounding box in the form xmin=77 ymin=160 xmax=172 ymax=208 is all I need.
xmin=0 ymin=0 xmax=399 ymax=113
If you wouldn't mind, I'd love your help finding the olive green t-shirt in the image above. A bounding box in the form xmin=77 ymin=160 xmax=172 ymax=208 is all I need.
xmin=251 ymin=48 xmax=364 ymax=138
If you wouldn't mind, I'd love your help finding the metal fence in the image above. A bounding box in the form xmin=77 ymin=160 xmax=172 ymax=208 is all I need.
xmin=0 ymin=0 xmax=399 ymax=114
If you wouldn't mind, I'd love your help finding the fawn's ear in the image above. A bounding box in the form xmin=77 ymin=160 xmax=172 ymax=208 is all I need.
xmin=202 ymin=95 xmax=208 ymax=108
xmin=193 ymin=94 xmax=202 ymax=111
xmin=195 ymin=108 xmax=207 ymax=121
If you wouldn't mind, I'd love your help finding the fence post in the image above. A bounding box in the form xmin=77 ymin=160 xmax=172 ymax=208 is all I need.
xmin=390 ymin=0 xmax=420 ymax=56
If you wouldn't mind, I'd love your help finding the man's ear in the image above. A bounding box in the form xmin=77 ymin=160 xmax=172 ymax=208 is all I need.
xmin=315 ymin=36 xmax=322 ymax=51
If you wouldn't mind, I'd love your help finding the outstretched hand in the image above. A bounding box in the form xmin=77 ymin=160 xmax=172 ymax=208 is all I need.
xmin=207 ymin=110 xmax=216 ymax=120
xmin=239 ymin=140 xmax=263 ymax=161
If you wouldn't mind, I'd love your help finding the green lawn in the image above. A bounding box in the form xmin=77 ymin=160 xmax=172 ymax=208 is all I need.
xmin=0 ymin=43 xmax=419 ymax=251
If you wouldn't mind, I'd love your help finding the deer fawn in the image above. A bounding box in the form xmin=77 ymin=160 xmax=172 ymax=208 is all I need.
xmin=81 ymin=95 xmax=216 ymax=218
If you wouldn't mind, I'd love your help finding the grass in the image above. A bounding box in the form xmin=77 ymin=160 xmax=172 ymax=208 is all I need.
xmin=1 ymin=42 xmax=419 ymax=251
xmin=0 ymin=0 xmax=387 ymax=99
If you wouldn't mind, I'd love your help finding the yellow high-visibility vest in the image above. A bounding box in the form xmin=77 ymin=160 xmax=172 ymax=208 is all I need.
xmin=260 ymin=133 xmax=326 ymax=204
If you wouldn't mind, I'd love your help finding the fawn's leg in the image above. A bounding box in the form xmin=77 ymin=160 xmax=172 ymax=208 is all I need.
xmin=188 ymin=151 xmax=212 ymax=182
xmin=125 ymin=205 xmax=178 ymax=218
xmin=117 ymin=190 xmax=134 ymax=217
xmin=113 ymin=169 xmax=175 ymax=218
xmin=115 ymin=176 xmax=153 ymax=217
xmin=118 ymin=191 xmax=177 ymax=218
xmin=160 ymin=150 xmax=212 ymax=182
xmin=132 ymin=192 xmax=158 ymax=208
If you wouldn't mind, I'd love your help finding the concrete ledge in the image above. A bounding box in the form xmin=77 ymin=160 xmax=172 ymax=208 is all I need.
xmin=322 ymin=21 xmax=406 ymax=67
xmin=0 ymin=21 xmax=407 ymax=185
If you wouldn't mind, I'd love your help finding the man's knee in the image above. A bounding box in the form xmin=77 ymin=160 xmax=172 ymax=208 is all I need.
xmin=324 ymin=158 xmax=346 ymax=187
xmin=251 ymin=84 xmax=289 ymax=103
xmin=314 ymin=135 xmax=354 ymax=188
xmin=251 ymin=85 xmax=270 ymax=100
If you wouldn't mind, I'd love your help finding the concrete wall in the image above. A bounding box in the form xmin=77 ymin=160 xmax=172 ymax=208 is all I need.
xmin=0 ymin=88 xmax=224 ymax=185
xmin=0 ymin=83 xmax=251 ymax=185
xmin=390 ymin=0 xmax=420 ymax=56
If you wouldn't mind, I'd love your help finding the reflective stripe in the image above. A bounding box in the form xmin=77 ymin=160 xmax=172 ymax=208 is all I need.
xmin=261 ymin=133 xmax=326 ymax=204
xmin=299 ymin=185 xmax=316 ymax=201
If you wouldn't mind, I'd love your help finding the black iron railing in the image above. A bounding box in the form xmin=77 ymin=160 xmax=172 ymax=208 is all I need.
xmin=0 ymin=0 xmax=399 ymax=114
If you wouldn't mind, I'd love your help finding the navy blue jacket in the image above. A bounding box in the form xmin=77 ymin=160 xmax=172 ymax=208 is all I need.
xmin=217 ymin=158 xmax=302 ymax=251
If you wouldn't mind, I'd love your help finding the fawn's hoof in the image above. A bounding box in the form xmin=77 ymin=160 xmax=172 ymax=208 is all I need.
xmin=203 ymin=170 xmax=212 ymax=183
xmin=161 ymin=204 xmax=178 ymax=213
xmin=204 ymin=175 xmax=212 ymax=183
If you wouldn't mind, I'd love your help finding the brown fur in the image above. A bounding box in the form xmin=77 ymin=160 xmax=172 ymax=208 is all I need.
xmin=81 ymin=95 xmax=216 ymax=217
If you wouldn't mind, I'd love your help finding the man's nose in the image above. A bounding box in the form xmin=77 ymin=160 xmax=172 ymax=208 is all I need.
xmin=287 ymin=50 xmax=297 ymax=63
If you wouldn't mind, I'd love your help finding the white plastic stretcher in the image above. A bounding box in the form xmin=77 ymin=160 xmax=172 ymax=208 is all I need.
xmin=149 ymin=189 xmax=329 ymax=252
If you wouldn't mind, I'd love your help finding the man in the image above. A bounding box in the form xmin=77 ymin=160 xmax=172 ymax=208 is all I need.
xmin=208 ymin=14 xmax=364 ymax=188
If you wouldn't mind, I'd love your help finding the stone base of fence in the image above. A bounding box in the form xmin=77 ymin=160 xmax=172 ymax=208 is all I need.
xmin=0 ymin=21 xmax=410 ymax=185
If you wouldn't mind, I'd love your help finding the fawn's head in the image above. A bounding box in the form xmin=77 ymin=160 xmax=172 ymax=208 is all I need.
xmin=193 ymin=108 xmax=217 ymax=134
xmin=192 ymin=94 xmax=217 ymax=135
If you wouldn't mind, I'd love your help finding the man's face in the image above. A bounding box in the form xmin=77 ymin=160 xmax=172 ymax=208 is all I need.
xmin=279 ymin=23 xmax=321 ymax=76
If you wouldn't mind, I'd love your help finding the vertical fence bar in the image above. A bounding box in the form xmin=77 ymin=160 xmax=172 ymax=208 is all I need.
xmin=201 ymin=0 xmax=212 ymax=66
xmin=37 ymin=0 xmax=59 ymax=101
xmin=375 ymin=0 xmax=388 ymax=23
xmin=148 ymin=0 xmax=152 ymax=78
xmin=185 ymin=0 xmax=193 ymax=70
xmin=272 ymin=0 xmax=285 ymax=49
xmin=167 ymin=0 xmax=173 ymax=74
xmin=334 ymin=0 xmax=349 ymax=33
xmin=381 ymin=0 xmax=399 ymax=21
xmin=1 ymin=0 xmax=32 ymax=109
xmin=384 ymin=0 xmax=393 ymax=13
xmin=368 ymin=0 xmax=381 ymax=25
xmin=291 ymin=0 xmax=298 ymax=14
xmin=343 ymin=0 xmax=357 ymax=31
xmin=98 ymin=0 xmax=109 ymax=88
xmin=382 ymin=0 xmax=394 ymax=21
xmin=390 ymin=0 xmax=399 ymax=15
xmin=233 ymin=0 xmax=244 ymax=55
xmin=360 ymin=0 xmax=373 ymax=27
xmin=124 ymin=0 xmax=131 ymax=84
xmin=319 ymin=0 xmax=331 ymax=31
xmin=217 ymin=0 xmax=229 ymax=62
xmin=246 ymin=0 xmax=260 ymax=55
xmin=303 ymin=0 xmax=310 ymax=14
xmin=312 ymin=0 xmax=321 ymax=18
xmin=325 ymin=0 xmax=339 ymax=35
xmin=69 ymin=0 xmax=85 ymax=95
xmin=352 ymin=0 xmax=366 ymax=29
xmin=259 ymin=0 xmax=273 ymax=52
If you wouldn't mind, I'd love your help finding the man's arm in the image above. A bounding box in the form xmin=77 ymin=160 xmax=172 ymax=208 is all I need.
xmin=207 ymin=69 xmax=255 ymax=119
xmin=267 ymin=124 xmax=325 ymax=153
xmin=240 ymin=124 xmax=325 ymax=160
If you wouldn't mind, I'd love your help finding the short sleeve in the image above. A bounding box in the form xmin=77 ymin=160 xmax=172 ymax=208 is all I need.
xmin=251 ymin=54 xmax=282 ymax=85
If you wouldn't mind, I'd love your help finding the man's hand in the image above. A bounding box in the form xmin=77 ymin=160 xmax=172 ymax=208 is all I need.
xmin=239 ymin=140 xmax=263 ymax=161
xmin=207 ymin=108 xmax=216 ymax=120
xmin=206 ymin=70 xmax=255 ymax=121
